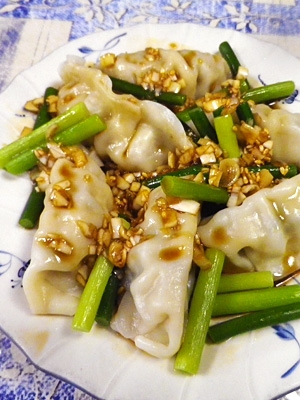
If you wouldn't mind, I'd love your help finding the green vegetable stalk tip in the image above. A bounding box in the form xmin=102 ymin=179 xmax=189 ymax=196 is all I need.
xmin=218 ymin=271 xmax=274 ymax=293
xmin=242 ymin=81 xmax=295 ymax=104
xmin=236 ymin=101 xmax=254 ymax=126
xmin=0 ymin=102 xmax=90 ymax=169
xmin=188 ymin=107 xmax=218 ymax=143
xmin=214 ymin=114 xmax=240 ymax=159
xmin=219 ymin=41 xmax=250 ymax=92
xmin=5 ymin=114 xmax=106 ymax=175
xmin=72 ymin=256 xmax=114 ymax=332
xmin=95 ymin=270 xmax=120 ymax=326
xmin=208 ymin=302 xmax=300 ymax=343
xmin=219 ymin=41 xmax=242 ymax=78
xmin=18 ymin=187 xmax=45 ymax=229
xmin=174 ymin=248 xmax=225 ymax=375
xmin=143 ymin=164 xmax=205 ymax=190
xmin=212 ymin=285 xmax=300 ymax=317
xmin=161 ymin=175 xmax=229 ymax=204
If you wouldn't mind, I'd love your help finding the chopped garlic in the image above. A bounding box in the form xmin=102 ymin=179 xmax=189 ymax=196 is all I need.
xmin=169 ymin=199 xmax=200 ymax=215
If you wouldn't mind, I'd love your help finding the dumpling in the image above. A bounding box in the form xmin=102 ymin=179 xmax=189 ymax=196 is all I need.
xmin=22 ymin=152 xmax=114 ymax=315
xmin=198 ymin=174 xmax=300 ymax=277
xmin=254 ymin=104 xmax=300 ymax=167
xmin=57 ymin=59 xmax=193 ymax=172
xmin=111 ymin=187 xmax=199 ymax=358
xmin=100 ymin=48 xmax=231 ymax=99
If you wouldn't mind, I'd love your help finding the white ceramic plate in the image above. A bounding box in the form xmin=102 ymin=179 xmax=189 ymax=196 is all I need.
xmin=1 ymin=23 xmax=300 ymax=400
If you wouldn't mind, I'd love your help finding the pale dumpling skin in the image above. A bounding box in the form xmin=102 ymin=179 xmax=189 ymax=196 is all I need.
xmin=100 ymin=48 xmax=231 ymax=99
xmin=111 ymin=187 xmax=199 ymax=358
xmin=57 ymin=59 xmax=193 ymax=172
xmin=198 ymin=174 xmax=300 ymax=277
xmin=22 ymin=155 xmax=114 ymax=316
xmin=254 ymin=104 xmax=300 ymax=168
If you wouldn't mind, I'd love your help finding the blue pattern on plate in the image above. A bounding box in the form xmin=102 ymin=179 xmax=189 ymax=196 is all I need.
xmin=78 ymin=32 xmax=127 ymax=57
xmin=0 ymin=250 xmax=29 ymax=288
xmin=272 ymin=276 xmax=300 ymax=380
xmin=273 ymin=323 xmax=300 ymax=379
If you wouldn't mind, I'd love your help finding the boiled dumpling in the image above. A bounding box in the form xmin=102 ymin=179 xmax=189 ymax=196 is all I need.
xmin=57 ymin=59 xmax=193 ymax=172
xmin=198 ymin=174 xmax=300 ymax=277
xmin=23 ymin=152 xmax=114 ymax=315
xmin=254 ymin=104 xmax=300 ymax=168
xmin=100 ymin=48 xmax=230 ymax=99
xmin=111 ymin=187 xmax=199 ymax=358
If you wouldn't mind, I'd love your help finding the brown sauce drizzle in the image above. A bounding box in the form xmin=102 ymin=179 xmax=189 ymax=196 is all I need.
xmin=211 ymin=226 xmax=230 ymax=246
xmin=59 ymin=164 xmax=74 ymax=179
xmin=159 ymin=246 xmax=185 ymax=262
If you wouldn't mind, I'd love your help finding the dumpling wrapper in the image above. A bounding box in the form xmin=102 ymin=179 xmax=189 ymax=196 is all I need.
xmin=57 ymin=59 xmax=193 ymax=172
xmin=23 ymin=155 xmax=113 ymax=316
xmin=100 ymin=48 xmax=230 ymax=99
xmin=111 ymin=187 xmax=199 ymax=358
xmin=198 ymin=174 xmax=300 ymax=277
xmin=254 ymin=104 xmax=300 ymax=168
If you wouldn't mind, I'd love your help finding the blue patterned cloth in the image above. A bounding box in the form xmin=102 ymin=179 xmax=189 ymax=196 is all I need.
xmin=0 ymin=0 xmax=299 ymax=94
xmin=0 ymin=1 xmax=300 ymax=399
xmin=0 ymin=0 xmax=300 ymax=39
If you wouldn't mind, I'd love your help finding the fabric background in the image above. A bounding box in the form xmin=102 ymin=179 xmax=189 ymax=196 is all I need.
xmin=0 ymin=1 xmax=300 ymax=399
